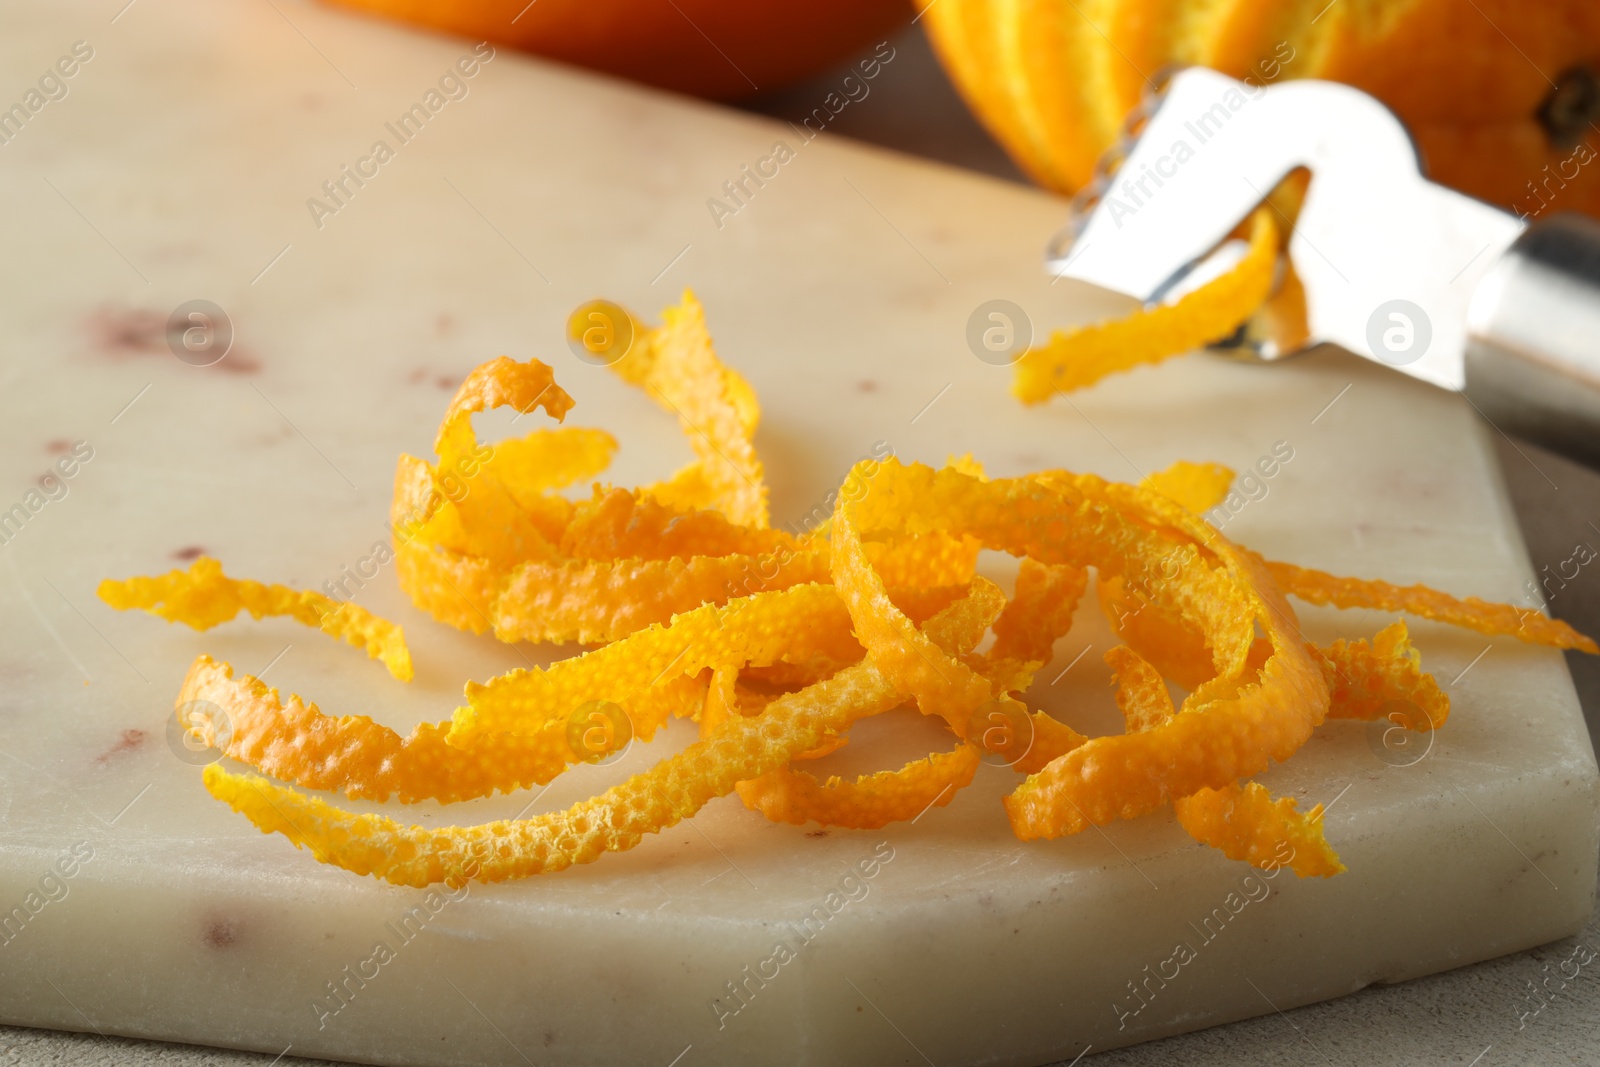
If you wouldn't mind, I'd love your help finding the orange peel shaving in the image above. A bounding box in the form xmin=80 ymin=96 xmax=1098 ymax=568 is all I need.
xmin=1139 ymin=460 xmax=1238 ymax=515
xmin=100 ymin=293 xmax=1596 ymax=887
xmin=1265 ymin=558 xmax=1598 ymax=654
xmin=1012 ymin=207 xmax=1280 ymax=402
xmin=98 ymin=556 xmax=412 ymax=681
xmin=735 ymin=742 xmax=980 ymax=830
xmin=1106 ymin=644 xmax=1345 ymax=878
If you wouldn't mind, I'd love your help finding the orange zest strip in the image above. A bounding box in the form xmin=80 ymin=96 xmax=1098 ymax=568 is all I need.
xmin=736 ymin=743 xmax=980 ymax=829
xmin=388 ymin=295 xmax=982 ymax=647
xmin=176 ymin=654 xmax=705 ymax=804
xmin=98 ymin=556 xmax=412 ymax=681
xmin=1105 ymin=644 xmax=1176 ymax=736
xmin=429 ymin=356 xmax=575 ymax=568
xmin=1012 ymin=208 xmax=1279 ymax=403
xmin=619 ymin=292 xmax=768 ymax=528
xmin=449 ymin=583 xmax=862 ymax=742
xmin=1173 ymin=784 xmax=1346 ymax=879
xmin=1138 ymin=460 xmax=1237 ymax=515
xmin=1265 ymin=558 xmax=1598 ymax=654
xmin=1105 ymin=643 xmax=1344 ymax=877
xmin=989 ymin=559 xmax=1089 ymax=669
xmin=1313 ymin=621 xmax=1449 ymax=730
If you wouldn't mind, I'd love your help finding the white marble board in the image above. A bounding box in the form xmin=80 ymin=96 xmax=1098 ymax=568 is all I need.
xmin=0 ymin=2 xmax=1595 ymax=1065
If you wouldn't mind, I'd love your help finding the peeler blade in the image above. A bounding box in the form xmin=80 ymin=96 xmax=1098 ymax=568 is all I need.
xmin=1048 ymin=68 xmax=1524 ymax=391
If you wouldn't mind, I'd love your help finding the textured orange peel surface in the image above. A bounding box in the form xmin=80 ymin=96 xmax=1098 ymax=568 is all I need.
xmin=103 ymin=292 xmax=1595 ymax=886
xmin=99 ymin=557 xmax=414 ymax=682
xmin=1012 ymin=208 xmax=1282 ymax=403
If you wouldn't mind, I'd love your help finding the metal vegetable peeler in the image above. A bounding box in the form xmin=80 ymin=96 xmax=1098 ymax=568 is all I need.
xmin=1048 ymin=67 xmax=1600 ymax=469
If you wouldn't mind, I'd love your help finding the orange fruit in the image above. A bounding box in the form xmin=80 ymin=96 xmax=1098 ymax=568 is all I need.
xmin=324 ymin=0 xmax=912 ymax=99
xmin=920 ymin=0 xmax=1600 ymax=219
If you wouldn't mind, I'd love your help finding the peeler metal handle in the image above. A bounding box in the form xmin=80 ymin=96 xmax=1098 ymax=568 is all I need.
xmin=1052 ymin=67 xmax=1600 ymax=472
xmin=1465 ymin=213 xmax=1600 ymax=469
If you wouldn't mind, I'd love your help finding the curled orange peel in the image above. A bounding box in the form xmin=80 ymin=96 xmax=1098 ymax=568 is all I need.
xmin=1105 ymin=644 xmax=1345 ymax=877
xmin=1314 ymin=621 xmax=1450 ymax=730
xmin=100 ymin=295 xmax=1596 ymax=886
xmin=1173 ymin=783 xmax=1346 ymax=879
xmin=734 ymin=559 xmax=1089 ymax=831
xmin=622 ymin=293 xmax=768 ymax=528
xmin=98 ymin=556 xmax=412 ymax=681
xmin=1001 ymin=471 xmax=1326 ymax=837
xmin=449 ymin=583 xmax=862 ymax=743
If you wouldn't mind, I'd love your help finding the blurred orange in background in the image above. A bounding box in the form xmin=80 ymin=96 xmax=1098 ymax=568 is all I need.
xmin=917 ymin=0 xmax=1600 ymax=219
xmin=323 ymin=0 xmax=912 ymax=98
xmin=328 ymin=0 xmax=1600 ymax=221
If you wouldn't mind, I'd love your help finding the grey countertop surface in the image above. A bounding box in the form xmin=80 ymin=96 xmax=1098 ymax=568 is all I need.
xmin=6 ymin=20 xmax=1600 ymax=1067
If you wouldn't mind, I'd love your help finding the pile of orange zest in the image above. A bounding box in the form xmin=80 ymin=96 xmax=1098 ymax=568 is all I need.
xmin=733 ymin=555 xmax=1088 ymax=829
xmin=1011 ymin=207 xmax=1280 ymax=403
xmin=104 ymin=292 xmax=1597 ymax=887
xmin=98 ymin=556 xmax=413 ymax=682
xmin=389 ymin=293 xmax=975 ymax=646
xmin=839 ymin=461 xmax=1328 ymax=840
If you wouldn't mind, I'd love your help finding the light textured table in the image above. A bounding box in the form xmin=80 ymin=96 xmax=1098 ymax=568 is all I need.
xmin=4 ymin=18 xmax=1599 ymax=1067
